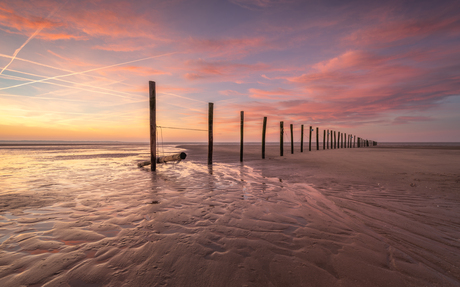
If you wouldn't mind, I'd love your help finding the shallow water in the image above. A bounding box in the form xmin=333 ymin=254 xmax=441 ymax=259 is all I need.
xmin=0 ymin=145 xmax=459 ymax=286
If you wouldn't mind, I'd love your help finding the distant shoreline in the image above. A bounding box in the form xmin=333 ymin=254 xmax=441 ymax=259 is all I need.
xmin=1 ymin=141 xmax=460 ymax=149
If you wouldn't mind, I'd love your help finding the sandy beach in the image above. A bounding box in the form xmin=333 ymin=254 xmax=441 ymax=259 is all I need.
xmin=0 ymin=143 xmax=459 ymax=286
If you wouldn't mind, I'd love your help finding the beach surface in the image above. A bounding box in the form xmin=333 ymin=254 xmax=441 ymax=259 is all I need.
xmin=0 ymin=143 xmax=459 ymax=286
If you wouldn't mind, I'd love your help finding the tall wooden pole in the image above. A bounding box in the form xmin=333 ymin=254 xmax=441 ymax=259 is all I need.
xmin=353 ymin=135 xmax=356 ymax=148
xmin=309 ymin=126 xmax=312 ymax=151
xmin=316 ymin=127 xmax=319 ymax=150
xmin=240 ymin=111 xmax=244 ymax=162
xmin=327 ymin=130 xmax=329 ymax=149
xmin=344 ymin=133 xmax=347 ymax=149
xmin=262 ymin=117 xmax=267 ymax=159
xmin=330 ymin=130 xmax=333 ymax=149
xmin=337 ymin=132 xmax=340 ymax=149
xmin=341 ymin=133 xmax=344 ymax=148
xmin=334 ymin=131 xmax=336 ymax=149
xmin=208 ymin=102 xmax=213 ymax=165
xmin=290 ymin=124 xmax=294 ymax=154
xmin=301 ymin=124 xmax=304 ymax=152
xmin=323 ymin=130 xmax=326 ymax=150
xmin=149 ymin=81 xmax=156 ymax=172
xmin=280 ymin=121 xmax=284 ymax=156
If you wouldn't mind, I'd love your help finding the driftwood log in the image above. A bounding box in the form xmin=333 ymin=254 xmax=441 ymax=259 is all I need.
xmin=138 ymin=152 xmax=187 ymax=168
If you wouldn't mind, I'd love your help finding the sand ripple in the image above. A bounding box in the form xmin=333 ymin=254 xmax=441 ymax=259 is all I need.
xmin=0 ymin=145 xmax=459 ymax=286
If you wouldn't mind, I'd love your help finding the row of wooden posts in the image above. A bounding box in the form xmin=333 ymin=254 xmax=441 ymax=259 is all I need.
xmin=149 ymin=81 xmax=376 ymax=171
xmin=243 ymin=112 xmax=376 ymax=160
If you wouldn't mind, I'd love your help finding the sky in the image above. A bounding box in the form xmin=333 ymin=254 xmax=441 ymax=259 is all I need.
xmin=0 ymin=0 xmax=459 ymax=143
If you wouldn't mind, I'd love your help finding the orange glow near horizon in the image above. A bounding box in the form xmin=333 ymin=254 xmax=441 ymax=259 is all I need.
xmin=1 ymin=0 xmax=459 ymax=142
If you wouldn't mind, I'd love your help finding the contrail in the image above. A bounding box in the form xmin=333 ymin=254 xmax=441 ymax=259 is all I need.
xmin=0 ymin=51 xmax=178 ymax=91
xmin=0 ymin=53 xmax=141 ymax=89
xmin=0 ymin=73 xmax=142 ymax=100
xmin=0 ymin=1 xmax=69 ymax=75
xmin=159 ymin=91 xmax=207 ymax=103
xmin=4 ymin=68 xmax=144 ymax=100
xmin=0 ymin=53 xmax=73 ymax=73
xmin=0 ymin=27 xmax=45 ymax=75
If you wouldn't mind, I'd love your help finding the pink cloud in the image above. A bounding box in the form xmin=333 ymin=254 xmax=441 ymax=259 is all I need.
xmin=219 ymin=90 xmax=246 ymax=96
xmin=393 ymin=116 xmax=433 ymax=125
xmin=229 ymin=0 xmax=298 ymax=10
xmin=287 ymin=50 xmax=424 ymax=101
xmin=0 ymin=5 xmax=59 ymax=31
xmin=105 ymin=66 xmax=170 ymax=76
xmin=345 ymin=7 xmax=460 ymax=47
xmin=186 ymin=37 xmax=271 ymax=59
xmin=184 ymin=59 xmax=270 ymax=81
xmin=249 ymin=88 xmax=297 ymax=100
xmin=0 ymin=0 xmax=167 ymax=43
xmin=229 ymin=45 xmax=460 ymax=128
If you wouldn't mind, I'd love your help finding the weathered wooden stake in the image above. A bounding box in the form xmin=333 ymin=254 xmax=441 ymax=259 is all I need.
xmin=316 ymin=127 xmax=319 ymax=150
xmin=327 ymin=130 xmax=329 ymax=149
xmin=309 ymin=126 xmax=312 ymax=151
xmin=262 ymin=117 xmax=267 ymax=159
xmin=290 ymin=124 xmax=294 ymax=154
xmin=344 ymin=133 xmax=347 ymax=149
xmin=334 ymin=131 xmax=336 ymax=149
xmin=353 ymin=135 xmax=356 ymax=148
xmin=240 ymin=111 xmax=244 ymax=162
xmin=337 ymin=132 xmax=340 ymax=149
xmin=208 ymin=102 xmax=213 ymax=165
xmin=323 ymin=130 xmax=326 ymax=150
xmin=341 ymin=132 xmax=343 ymax=148
xmin=280 ymin=121 xmax=284 ymax=156
xmin=358 ymin=137 xmax=360 ymax=148
xmin=149 ymin=81 xmax=156 ymax=172
xmin=330 ymin=130 xmax=333 ymax=149
xmin=301 ymin=124 xmax=304 ymax=152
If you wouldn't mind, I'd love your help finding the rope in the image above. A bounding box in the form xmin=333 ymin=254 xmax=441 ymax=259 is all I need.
xmin=157 ymin=126 xmax=207 ymax=132
xmin=160 ymin=126 xmax=165 ymax=156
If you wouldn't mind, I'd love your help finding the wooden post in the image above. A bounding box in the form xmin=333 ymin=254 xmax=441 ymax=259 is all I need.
xmin=358 ymin=137 xmax=360 ymax=148
xmin=262 ymin=117 xmax=267 ymax=159
xmin=344 ymin=133 xmax=347 ymax=149
xmin=330 ymin=130 xmax=333 ymax=149
xmin=290 ymin=124 xmax=294 ymax=154
xmin=326 ymin=130 xmax=329 ymax=149
xmin=301 ymin=124 xmax=304 ymax=152
xmin=323 ymin=130 xmax=326 ymax=150
xmin=309 ymin=126 xmax=312 ymax=151
xmin=341 ymin=132 xmax=343 ymax=148
xmin=334 ymin=131 xmax=336 ymax=149
xmin=240 ymin=111 xmax=244 ymax=162
xmin=208 ymin=102 xmax=213 ymax=165
xmin=149 ymin=81 xmax=156 ymax=172
xmin=353 ymin=135 xmax=356 ymax=148
xmin=337 ymin=132 xmax=340 ymax=149
xmin=280 ymin=121 xmax=284 ymax=156
xmin=316 ymin=127 xmax=319 ymax=150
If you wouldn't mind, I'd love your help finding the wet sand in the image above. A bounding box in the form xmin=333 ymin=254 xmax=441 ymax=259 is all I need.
xmin=0 ymin=144 xmax=459 ymax=286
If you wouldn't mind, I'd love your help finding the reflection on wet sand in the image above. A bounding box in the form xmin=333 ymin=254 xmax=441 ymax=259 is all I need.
xmin=0 ymin=145 xmax=459 ymax=286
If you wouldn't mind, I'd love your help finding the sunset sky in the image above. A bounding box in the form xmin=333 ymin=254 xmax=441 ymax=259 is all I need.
xmin=1 ymin=0 xmax=459 ymax=142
